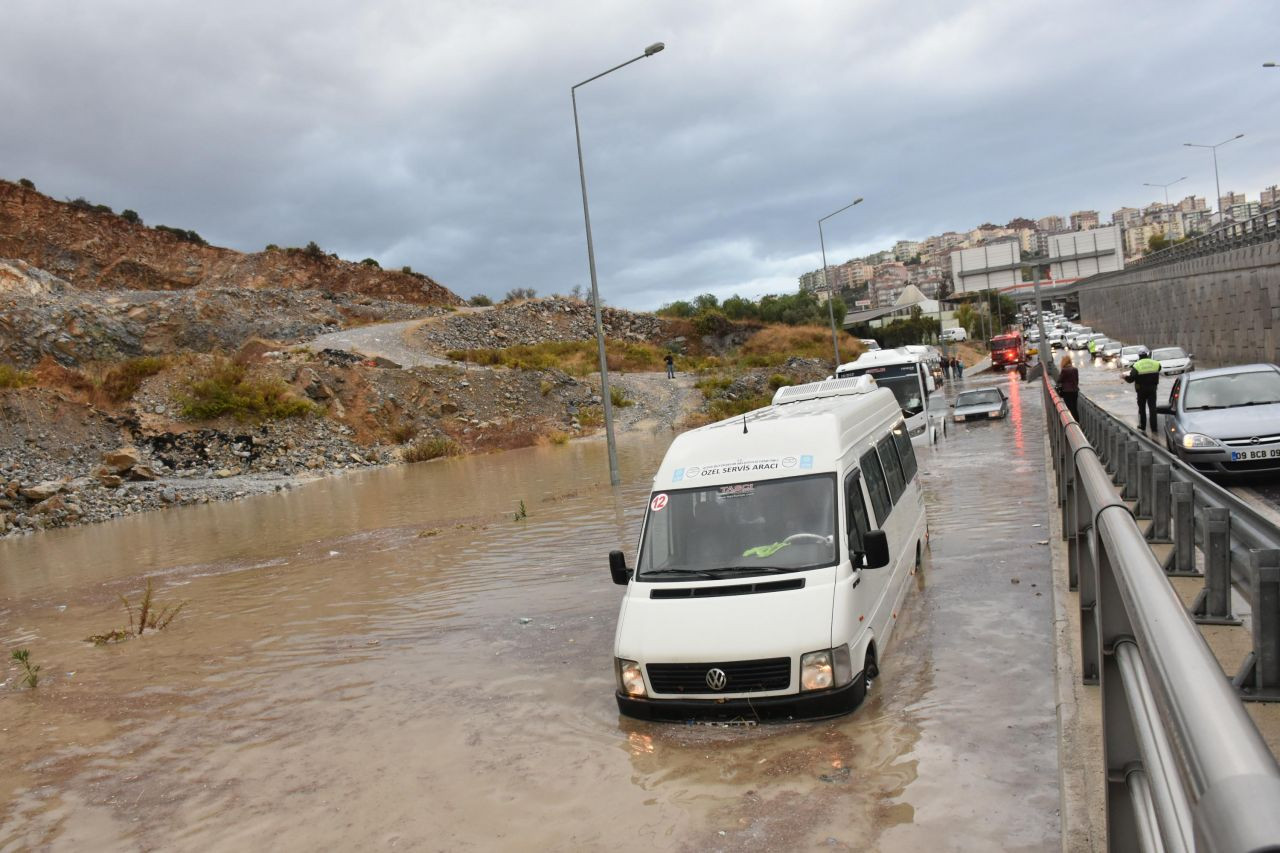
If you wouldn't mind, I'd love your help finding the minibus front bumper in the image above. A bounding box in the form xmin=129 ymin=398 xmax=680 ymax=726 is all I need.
xmin=616 ymin=675 xmax=866 ymax=723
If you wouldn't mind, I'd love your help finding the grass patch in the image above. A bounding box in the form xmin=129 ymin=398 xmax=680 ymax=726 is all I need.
xmin=539 ymin=380 xmax=553 ymax=397
xmin=10 ymin=649 xmax=40 ymax=688
xmin=448 ymin=339 xmax=718 ymax=376
xmin=0 ymin=364 xmax=36 ymax=389
xmin=578 ymin=405 xmax=604 ymax=428
xmin=98 ymin=356 xmax=168 ymax=402
xmin=737 ymin=324 xmax=862 ymax=365
xmin=545 ymin=429 xmax=570 ymax=445
xmin=177 ymin=360 xmax=314 ymax=421
xmin=403 ymin=436 xmax=461 ymax=462
xmin=86 ymin=579 xmax=186 ymax=645
xmin=695 ymin=374 xmax=733 ymax=399
xmin=610 ymin=386 xmax=633 ymax=408
xmin=768 ymin=373 xmax=789 ymax=391
xmin=388 ymin=421 xmax=417 ymax=444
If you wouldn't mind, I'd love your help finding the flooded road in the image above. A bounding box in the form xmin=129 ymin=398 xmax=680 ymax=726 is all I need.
xmin=2 ymin=379 xmax=1059 ymax=851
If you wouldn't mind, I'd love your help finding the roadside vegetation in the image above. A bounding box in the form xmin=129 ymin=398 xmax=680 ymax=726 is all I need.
xmin=0 ymin=363 xmax=36 ymax=389
xmin=85 ymin=579 xmax=187 ymax=645
xmin=177 ymin=359 xmax=313 ymax=421
xmin=403 ymin=436 xmax=462 ymax=462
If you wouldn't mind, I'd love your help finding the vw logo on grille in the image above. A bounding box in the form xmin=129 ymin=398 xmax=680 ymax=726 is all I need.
xmin=705 ymin=668 xmax=728 ymax=691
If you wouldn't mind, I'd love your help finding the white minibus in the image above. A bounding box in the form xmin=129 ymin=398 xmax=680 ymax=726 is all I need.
xmin=610 ymin=377 xmax=928 ymax=721
xmin=835 ymin=348 xmax=945 ymax=444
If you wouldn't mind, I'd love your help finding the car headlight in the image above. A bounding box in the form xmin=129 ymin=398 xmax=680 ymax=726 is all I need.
xmin=801 ymin=647 xmax=855 ymax=691
xmin=615 ymin=659 xmax=647 ymax=697
xmin=1182 ymin=433 xmax=1222 ymax=449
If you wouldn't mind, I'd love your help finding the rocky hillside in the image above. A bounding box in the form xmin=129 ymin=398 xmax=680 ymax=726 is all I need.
xmin=0 ymin=179 xmax=461 ymax=305
xmin=0 ymin=259 xmax=446 ymax=367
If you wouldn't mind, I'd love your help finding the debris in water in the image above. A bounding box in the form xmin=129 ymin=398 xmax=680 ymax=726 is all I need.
xmin=328 ymin=550 xmax=340 ymax=557
xmin=1010 ymin=578 xmax=1021 ymax=584
xmin=518 ymin=617 xmax=532 ymax=625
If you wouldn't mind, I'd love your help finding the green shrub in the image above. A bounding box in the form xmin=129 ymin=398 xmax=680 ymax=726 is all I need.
xmin=0 ymin=364 xmax=35 ymax=389
xmin=401 ymin=265 xmax=413 ymax=275
xmin=177 ymin=361 xmax=313 ymax=421
xmin=503 ymin=287 xmax=537 ymax=302
xmin=360 ymin=257 xmax=381 ymax=268
xmin=468 ymin=294 xmax=493 ymax=307
xmin=304 ymin=241 xmax=324 ymax=259
xmin=610 ymin=386 xmax=633 ymax=408
xmin=18 ymin=178 xmax=35 ymax=190
xmin=768 ymin=373 xmax=789 ymax=390
xmin=578 ymin=405 xmax=604 ymax=428
xmin=265 ymin=243 xmax=279 ymax=252
xmin=155 ymin=225 xmax=206 ymax=246
xmin=68 ymin=197 xmax=93 ymax=210
xmin=403 ymin=436 xmax=461 ymax=462
xmin=120 ymin=209 xmax=142 ymax=225
xmin=539 ymin=380 xmax=553 ymax=396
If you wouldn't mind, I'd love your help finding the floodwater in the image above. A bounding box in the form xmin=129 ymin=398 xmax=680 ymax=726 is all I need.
xmin=1 ymin=380 xmax=1060 ymax=852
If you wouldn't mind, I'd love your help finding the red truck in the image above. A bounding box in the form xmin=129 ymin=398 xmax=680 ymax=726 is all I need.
xmin=988 ymin=332 xmax=1026 ymax=369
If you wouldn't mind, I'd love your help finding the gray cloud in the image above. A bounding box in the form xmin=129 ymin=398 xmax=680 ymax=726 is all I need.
xmin=2 ymin=0 xmax=1276 ymax=309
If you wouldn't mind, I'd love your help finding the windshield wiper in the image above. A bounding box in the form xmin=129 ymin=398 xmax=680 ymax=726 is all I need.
xmin=1237 ymin=400 xmax=1280 ymax=407
xmin=641 ymin=568 xmax=721 ymax=579
xmin=1185 ymin=405 xmax=1227 ymax=410
xmin=715 ymin=566 xmax=797 ymax=575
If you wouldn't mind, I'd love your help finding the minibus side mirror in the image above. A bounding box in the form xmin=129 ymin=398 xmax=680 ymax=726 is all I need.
xmin=1156 ymin=403 xmax=1173 ymax=416
xmin=609 ymin=550 xmax=633 ymax=585
xmin=862 ymin=531 xmax=891 ymax=569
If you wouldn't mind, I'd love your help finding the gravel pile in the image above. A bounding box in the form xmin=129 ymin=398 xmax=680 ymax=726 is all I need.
xmin=414 ymin=298 xmax=669 ymax=353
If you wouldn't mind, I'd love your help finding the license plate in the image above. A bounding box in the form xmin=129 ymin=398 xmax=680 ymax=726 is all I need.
xmin=1231 ymin=448 xmax=1280 ymax=461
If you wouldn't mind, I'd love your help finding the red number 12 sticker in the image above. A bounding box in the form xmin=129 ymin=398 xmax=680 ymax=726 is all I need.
xmin=650 ymin=494 xmax=668 ymax=512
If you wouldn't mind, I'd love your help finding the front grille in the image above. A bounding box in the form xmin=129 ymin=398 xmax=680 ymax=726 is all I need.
xmin=1222 ymin=434 xmax=1280 ymax=447
xmin=647 ymin=657 xmax=791 ymax=694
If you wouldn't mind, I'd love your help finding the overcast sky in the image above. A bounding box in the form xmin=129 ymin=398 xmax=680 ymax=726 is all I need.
xmin=2 ymin=1 xmax=1276 ymax=309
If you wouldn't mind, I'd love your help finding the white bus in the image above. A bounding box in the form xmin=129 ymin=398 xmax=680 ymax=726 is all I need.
xmin=610 ymin=376 xmax=928 ymax=721
xmin=835 ymin=347 xmax=945 ymax=444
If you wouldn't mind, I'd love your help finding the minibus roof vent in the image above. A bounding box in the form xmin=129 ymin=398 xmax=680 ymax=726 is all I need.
xmin=771 ymin=375 xmax=877 ymax=406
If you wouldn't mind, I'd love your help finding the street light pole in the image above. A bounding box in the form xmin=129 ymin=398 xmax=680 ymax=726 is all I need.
xmin=1184 ymin=134 xmax=1244 ymax=225
xmin=817 ymin=197 xmax=863 ymax=371
xmin=571 ymin=42 xmax=665 ymax=487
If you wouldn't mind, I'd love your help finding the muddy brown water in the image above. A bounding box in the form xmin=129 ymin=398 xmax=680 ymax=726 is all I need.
xmin=1 ymin=382 xmax=1059 ymax=851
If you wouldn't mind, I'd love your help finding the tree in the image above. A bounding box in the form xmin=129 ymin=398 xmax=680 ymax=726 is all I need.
xmin=304 ymin=241 xmax=324 ymax=259
xmin=692 ymin=293 xmax=720 ymax=312
xmin=1148 ymin=234 xmax=1170 ymax=253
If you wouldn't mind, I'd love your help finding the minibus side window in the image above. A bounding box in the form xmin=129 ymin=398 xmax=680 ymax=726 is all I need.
xmin=859 ymin=449 xmax=893 ymax=527
xmin=844 ymin=470 xmax=870 ymax=557
xmin=877 ymin=435 xmax=906 ymax=503
xmin=891 ymin=420 xmax=918 ymax=482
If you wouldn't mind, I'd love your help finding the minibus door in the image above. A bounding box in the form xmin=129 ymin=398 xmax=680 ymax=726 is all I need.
xmin=844 ymin=469 xmax=886 ymax=630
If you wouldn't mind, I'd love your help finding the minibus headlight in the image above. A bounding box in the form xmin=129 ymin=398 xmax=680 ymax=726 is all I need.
xmin=616 ymin=659 xmax=647 ymax=697
xmin=800 ymin=651 xmax=834 ymax=692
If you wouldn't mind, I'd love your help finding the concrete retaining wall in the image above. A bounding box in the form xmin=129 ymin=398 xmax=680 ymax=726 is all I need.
xmin=1077 ymin=240 xmax=1280 ymax=367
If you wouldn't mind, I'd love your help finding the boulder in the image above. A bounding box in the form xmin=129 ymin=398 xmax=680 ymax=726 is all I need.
xmin=128 ymin=465 xmax=158 ymax=482
xmin=30 ymin=495 xmax=66 ymax=515
xmin=97 ymin=471 xmax=124 ymax=488
xmin=102 ymin=446 xmax=141 ymax=473
xmin=20 ymin=480 xmax=65 ymax=501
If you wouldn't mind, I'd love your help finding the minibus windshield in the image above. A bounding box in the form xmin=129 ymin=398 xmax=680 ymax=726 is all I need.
xmin=637 ymin=473 xmax=838 ymax=578
xmin=839 ymin=363 xmax=924 ymax=416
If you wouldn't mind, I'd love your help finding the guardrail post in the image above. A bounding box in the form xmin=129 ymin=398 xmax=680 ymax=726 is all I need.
xmin=1136 ymin=451 xmax=1154 ymax=519
xmin=1123 ymin=439 xmax=1141 ymax=501
xmin=1113 ymin=431 xmax=1126 ymax=483
xmin=1192 ymin=508 xmax=1240 ymax=625
xmin=1149 ymin=464 xmax=1172 ymax=543
xmin=1233 ymin=550 xmax=1280 ymax=702
xmin=1170 ymin=482 xmax=1195 ymax=576
xmin=1096 ymin=535 xmax=1144 ymax=851
xmin=1106 ymin=424 xmax=1120 ymax=475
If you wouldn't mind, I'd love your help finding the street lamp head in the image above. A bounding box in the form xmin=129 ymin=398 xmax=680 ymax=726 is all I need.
xmin=1233 ymin=133 xmax=1244 ymax=140
xmin=644 ymin=42 xmax=665 ymax=56
xmin=853 ymin=197 xmax=864 ymax=205
xmin=1265 ymin=62 xmax=1277 ymax=67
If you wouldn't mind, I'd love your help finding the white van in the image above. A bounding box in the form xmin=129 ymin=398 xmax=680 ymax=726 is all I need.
xmin=835 ymin=348 xmax=945 ymax=444
xmin=940 ymin=327 xmax=967 ymax=343
xmin=610 ymin=377 xmax=928 ymax=722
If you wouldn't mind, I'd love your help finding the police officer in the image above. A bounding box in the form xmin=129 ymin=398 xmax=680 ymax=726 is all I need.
xmin=1124 ymin=348 xmax=1162 ymax=433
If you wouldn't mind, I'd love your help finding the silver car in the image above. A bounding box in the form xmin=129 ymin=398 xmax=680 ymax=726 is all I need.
xmin=1158 ymin=364 xmax=1280 ymax=475
xmin=1151 ymin=346 xmax=1193 ymax=376
xmin=951 ymin=388 xmax=1008 ymax=422
xmin=1100 ymin=340 xmax=1124 ymax=361
xmin=1118 ymin=345 xmax=1147 ymax=369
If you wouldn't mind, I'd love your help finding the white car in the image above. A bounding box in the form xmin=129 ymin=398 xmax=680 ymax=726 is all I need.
xmin=1118 ymin=345 xmax=1148 ymax=369
xmin=1151 ymin=346 xmax=1193 ymax=376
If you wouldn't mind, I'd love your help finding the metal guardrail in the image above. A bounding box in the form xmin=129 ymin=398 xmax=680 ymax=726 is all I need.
xmin=1041 ymin=372 xmax=1280 ymax=852
xmin=1074 ymin=394 xmax=1280 ymax=702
